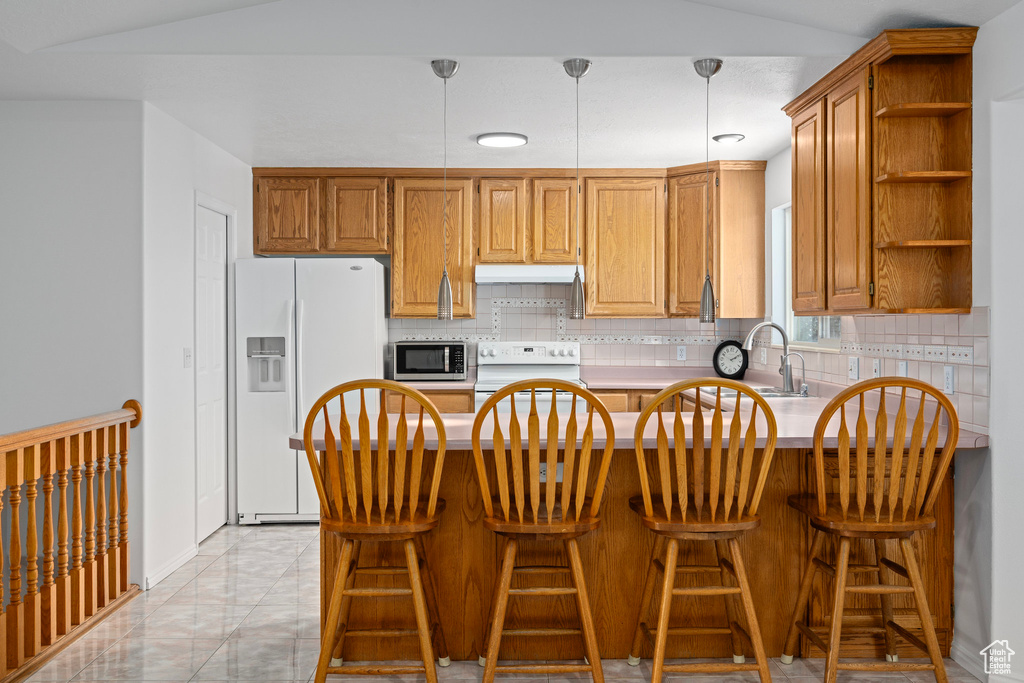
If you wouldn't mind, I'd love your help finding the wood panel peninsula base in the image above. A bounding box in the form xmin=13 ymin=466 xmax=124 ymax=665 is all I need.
xmin=316 ymin=446 xmax=955 ymax=663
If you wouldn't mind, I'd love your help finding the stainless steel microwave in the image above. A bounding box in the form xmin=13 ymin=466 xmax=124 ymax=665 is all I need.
xmin=390 ymin=341 xmax=467 ymax=381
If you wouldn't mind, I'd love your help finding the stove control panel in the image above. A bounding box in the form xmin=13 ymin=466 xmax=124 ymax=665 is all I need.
xmin=477 ymin=341 xmax=580 ymax=365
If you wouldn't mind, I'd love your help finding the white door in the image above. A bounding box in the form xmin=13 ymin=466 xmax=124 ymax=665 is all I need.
xmin=196 ymin=205 xmax=229 ymax=541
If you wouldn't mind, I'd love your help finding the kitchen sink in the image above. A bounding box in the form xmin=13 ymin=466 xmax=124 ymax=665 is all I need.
xmin=700 ymin=386 xmax=810 ymax=399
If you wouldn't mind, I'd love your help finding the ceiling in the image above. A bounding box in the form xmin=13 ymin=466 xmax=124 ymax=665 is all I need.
xmin=0 ymin=0 xmax=1017 ymax=168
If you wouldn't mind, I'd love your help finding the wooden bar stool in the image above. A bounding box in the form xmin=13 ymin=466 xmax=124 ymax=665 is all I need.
xmin=302 ymin=379 xmax=450 ymax=683
xmin=780 ymin=378 xmax=958 ymax=683
xmin=470 ymin=380 xmax=615 ymax=683
xmin=626 ymin=379 xmax=779 ymax=683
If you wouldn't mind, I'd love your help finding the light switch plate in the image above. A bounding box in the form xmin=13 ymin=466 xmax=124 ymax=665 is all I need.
xmin=943 ymin=366 xmax=955 ymax=395
xmin=677 ymin=346 xmax=687 ymax=361
xmin=872 ymin=358 xmax=881 ymax=378
xmin=897 ymin=360 xmax=909 ymax=377
xmin=183 ymin=347 xmax=193 ymax=369
xmin=848 ymin=357 xmax=859 ymax=381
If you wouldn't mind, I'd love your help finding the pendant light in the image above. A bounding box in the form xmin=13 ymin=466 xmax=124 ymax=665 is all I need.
xmin=564 ymin=58 xmax=591 ymax=320
xmin=432 ymin=58 xmax=458 ymax=320
xmin=695 ymin=58 xmax=722 ymax=324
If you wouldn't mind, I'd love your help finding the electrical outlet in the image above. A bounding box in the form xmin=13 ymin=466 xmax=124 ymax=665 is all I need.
xmin=943 ymin=365 xmax=955 ymax=395
xmin=677 ymin=346 xmax=687 ymax=361
xmin=897 ymin=360 xmax=909 ymax=377
xmin=872 ymin=358 xmax=881 ymax=378
xmin=760 ymin=348 xmax=767 ymax=365
xmin=183 ymin=347 xmax=193 ymax=369
xmin=538 ymin=463 xmax=563 ymax=483
xmin=848 ymin=357 xmax=859 ymax=381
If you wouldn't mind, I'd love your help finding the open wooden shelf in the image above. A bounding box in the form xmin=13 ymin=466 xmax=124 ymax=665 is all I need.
xmin=875 ymin=171 xmax=971 ymax=184
xmin=874 ymin=239 xmax=971 ymax=249
xmin=875 ymin=102 xmax=971 ymax=118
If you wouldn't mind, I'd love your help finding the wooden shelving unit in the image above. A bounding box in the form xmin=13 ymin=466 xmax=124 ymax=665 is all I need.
xmin=875 ymin=171 xmax=971 ymax=183
xmin=875 ymin=239 xmax=971 ymax=249
xmin=875 ymin=102 xmax=970 ymax=117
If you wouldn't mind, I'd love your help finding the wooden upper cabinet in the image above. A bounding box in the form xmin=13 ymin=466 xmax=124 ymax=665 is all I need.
xmin=392 ymin=178 xmax=475 ymax=318
xmin=667 ymin=173 xmax=713 ymax=316
xmin=323 ymin=177 xmax=389 ymax=253
xmin=826 ymin=68 xmax=873 ymax=312
xmin=531 ymin=178 xmax=578 ymax=263
xmin=791 ymin=99 xmax=828 ymax=313
xmin=585 ymin=177 xmax=666 ymax=317
xmin=478 ymin=178 xmax=527 ymax=263
xmin=255 ymin=177 xmax=320 ymax=254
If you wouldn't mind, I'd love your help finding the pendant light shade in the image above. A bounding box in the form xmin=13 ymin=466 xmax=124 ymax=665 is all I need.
xmin=432 ymin=59 xmax=458 ymax=320
xmin=564 ymin=58 xmax=591 ymax=320
xmin=695 ymin=57 xmax=723 ymax=324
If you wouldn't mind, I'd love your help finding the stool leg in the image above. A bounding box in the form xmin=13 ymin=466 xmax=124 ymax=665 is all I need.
xmin=478 ymin=542 xmax=505 ymax=667
xmin=781 ymin=529 xmax=825 ymax=663
xmin=483 ymin=538 xmax=517 ymax=683
xmin=901 ymin=538 xmax=948 ymax=683
xmin=416 ymin=536 xmax=450 ymax=666
xmin=651 ymin=538 xmax=679 ymax=683
xmin=404 ymin=539 xmax=438 ymax=683
xmin=716 ymin=539 xmax=746 ymax=664
xmin=628 ymin=534 xmax=664 ymax=665
xmin=315 ymin=539 xmax=353 ymax=683
xmin=728 ymin=538 xmax=771 ymax=683
xmin=874 ymin=540 xmax=898 ymax=663
xmin=332 ymin=539 xmax=361 ymax=664
xmin=824 ymin=537 xmax=851 ymax=683
xmin=566 ymin=538 xmax=604 ymax=683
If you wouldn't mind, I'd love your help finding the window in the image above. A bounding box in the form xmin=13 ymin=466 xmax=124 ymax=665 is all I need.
xmin=771 ymin=204 xmax=841 ymax=349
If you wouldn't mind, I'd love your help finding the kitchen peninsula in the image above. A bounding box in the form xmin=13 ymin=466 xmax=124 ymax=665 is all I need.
xmin=291 ymin=380 xmax=986 ymax=663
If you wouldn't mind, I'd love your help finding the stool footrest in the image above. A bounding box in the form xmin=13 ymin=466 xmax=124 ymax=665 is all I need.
xmin=663 ymin=662 xmax=759 ymax=673
xmin=846 ymin=584 xmax=915 ymax=595
xmin=503 ymin=627 xmax=582 ymax=637
xmin=654 ymin=558 xmax=722 ymax=574
xmin=508 ymin=587 xmax=577 ymax=596
xmin=495 ymin=664 xmax=592 ymax=674
xmin=345 ymin=628 xmax=421 ymax=638
xmin=813 ymin=558 xmax=882 ymax=578
xmin=353 ymin=566 xmax=409 ymax=576
xmin=513 ymin=565 xmax=570 ymax=574
xmin=796 ymin=621 xmax=829 ymax=653
xmin=887 ymin=620 xmax=931 ymax=654
xmin=326 ymin=665 xmax=425 ymax=675
xmin=880 ymin=558 xmax=910 ymax=579
xmin=837 ymin=662 xmax=936 ymax=672
xmin=672 ymin=586 xmax=742 ymax=596
xmin=342 ymin=587 xmax=414 ymax=597
xmin=664 ymin=627 xmax=734 ymax=636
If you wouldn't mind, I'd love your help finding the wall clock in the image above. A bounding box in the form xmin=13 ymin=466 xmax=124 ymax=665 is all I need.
xmin=712 ymin=340 xmax=748 ymax=380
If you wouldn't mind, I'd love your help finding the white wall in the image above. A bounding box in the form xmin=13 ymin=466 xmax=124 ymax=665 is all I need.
xmin=764 ymin=146 xmax=791 ymax=320
xmin=141 ymin=103 xmax=252 ymax=586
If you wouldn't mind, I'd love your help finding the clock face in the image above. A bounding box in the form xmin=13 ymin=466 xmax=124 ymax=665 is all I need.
xmin=713 ymin=341 xmax=748 ymax=379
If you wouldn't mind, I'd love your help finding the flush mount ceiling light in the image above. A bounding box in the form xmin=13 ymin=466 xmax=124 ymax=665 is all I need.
xmin=476 ymin=132 xmax=528 ymax=148
xmin=713 ymin=133 xmax=745 ymax=144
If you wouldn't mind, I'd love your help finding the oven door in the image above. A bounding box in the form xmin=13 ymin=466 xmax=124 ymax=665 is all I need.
xmin=394 ymin=343 xmax=465 ymax=381
xmin=475 ymin=388 xmax=586 ymax=414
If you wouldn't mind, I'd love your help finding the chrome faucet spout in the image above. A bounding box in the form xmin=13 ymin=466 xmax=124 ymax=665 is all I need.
xmin=741 ymin=321 xmax=795 ymax=393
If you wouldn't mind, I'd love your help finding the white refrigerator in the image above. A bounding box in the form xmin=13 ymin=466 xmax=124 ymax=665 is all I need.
xmin=235 ymin=257 xmax=387 ymax=523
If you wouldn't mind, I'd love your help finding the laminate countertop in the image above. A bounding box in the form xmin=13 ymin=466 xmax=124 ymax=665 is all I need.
xmin=290 ymin=391 xmax=988 ymax=452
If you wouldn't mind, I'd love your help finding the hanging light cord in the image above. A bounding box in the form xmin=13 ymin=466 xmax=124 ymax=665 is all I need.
xmin=704 ymin=73 xmax=711 ymax=280
xmin=575 ymin=74 xmax=581 ymax=273
xmin=442 ymin=74 xmax=449 ymax=277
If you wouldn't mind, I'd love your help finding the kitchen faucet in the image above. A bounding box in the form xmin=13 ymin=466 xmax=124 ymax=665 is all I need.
xmin=741 ymin=321 xmax=807 ymax=395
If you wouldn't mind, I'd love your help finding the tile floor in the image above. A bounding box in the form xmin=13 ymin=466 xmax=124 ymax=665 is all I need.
xmin=27 ymin=524 xmax=981 ymax=683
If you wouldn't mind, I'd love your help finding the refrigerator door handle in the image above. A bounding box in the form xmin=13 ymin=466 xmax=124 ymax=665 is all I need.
xmin=285 ymin=298 xmax=296 ymax=431
xmin=296 ymin=298 xmax=306 ymax=424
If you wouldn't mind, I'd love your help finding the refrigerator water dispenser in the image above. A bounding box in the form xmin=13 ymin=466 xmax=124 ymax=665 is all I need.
xmin=246 ymin=337 xmax=286 ymax=392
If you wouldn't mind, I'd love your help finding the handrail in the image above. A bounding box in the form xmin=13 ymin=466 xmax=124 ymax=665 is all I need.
xmin=0 ymin=400 xmax=142 ymax=452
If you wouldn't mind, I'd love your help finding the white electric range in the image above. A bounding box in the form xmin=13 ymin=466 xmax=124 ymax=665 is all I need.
xmin=474 ymin=341 xmax=585 ymax=413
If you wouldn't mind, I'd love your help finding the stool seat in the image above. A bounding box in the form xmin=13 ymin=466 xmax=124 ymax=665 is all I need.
xmin=322 ymin=499 xmax=446 ymax=538
xmin=786 ymin=493 xmax=935 ymax=537
xmin=484 ymin=497 xmax=600 ymax=536
xmin=629 ymin=495 xmax=760 ymax=536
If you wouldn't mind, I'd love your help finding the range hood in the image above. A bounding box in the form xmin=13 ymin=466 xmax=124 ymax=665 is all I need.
xmin=475 ymin=265 xmax=585 ymax=284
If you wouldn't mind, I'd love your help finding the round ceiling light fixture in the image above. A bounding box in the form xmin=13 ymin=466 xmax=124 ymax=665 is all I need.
xmin=476 ymin=132 xmax=528 ymax=147
xmin=712 ymin=133 xmax=745 ymax=144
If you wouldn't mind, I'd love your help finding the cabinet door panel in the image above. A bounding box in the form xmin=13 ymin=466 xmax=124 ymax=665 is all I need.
xmin=791 ymin=101 xmax=827 ymax=313
xmin=668 ymin=173 xmax=714 ymax=317
xmin=255 ymin=177 xmax=319 ymax=253
xmin=478 ymin=178 xmax=527 ymax=263
xmin=827 ymin=68 xmax=873 ymax=312
xmin=585 ymin=178 xmax=666 ymax=317
xmin=392 ymin=178 xmax=475 ymax=318
xmin=324 ymin=177 xmax=388 ymax=253
xmin=532 ymin=178 xmax=578 ymax=263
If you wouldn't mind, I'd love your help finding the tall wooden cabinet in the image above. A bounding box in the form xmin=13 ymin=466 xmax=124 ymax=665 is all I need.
xmin=784 ymin=27 xmax=976 ymax=315
xmin=667 ymin=161 xmax=766 ymax=318
xmin=391 ymin=178 xmax=475 ymax=318
xmin=585 ymin=177 xmax=665 ymax=317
